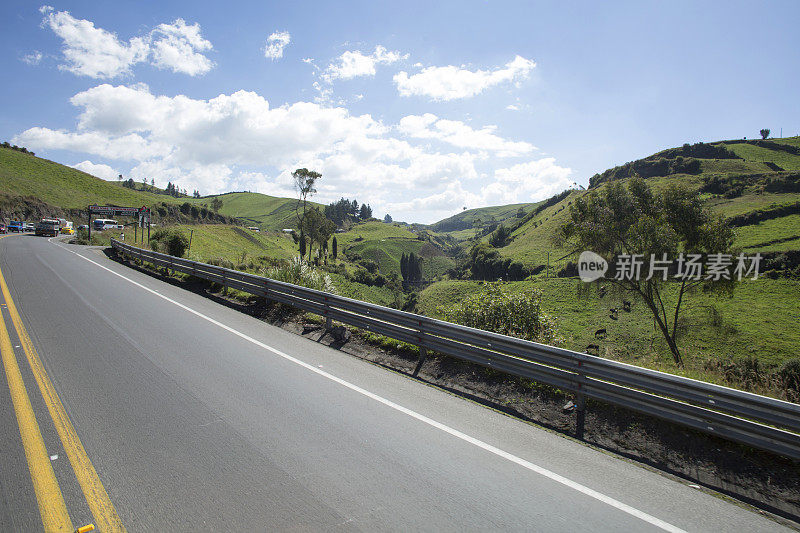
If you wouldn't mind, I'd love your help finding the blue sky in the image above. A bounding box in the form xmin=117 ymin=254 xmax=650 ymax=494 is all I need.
xmin=1 ymin=1 xmax=798 ymax=223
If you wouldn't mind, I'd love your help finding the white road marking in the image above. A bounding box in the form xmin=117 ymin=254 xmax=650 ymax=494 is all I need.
xmin=56 ymin=242 xmax=685 ymax=533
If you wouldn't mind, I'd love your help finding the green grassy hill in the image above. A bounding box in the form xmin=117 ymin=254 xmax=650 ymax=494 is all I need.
xmin=336 ymin=220 xmax=454 ymax=279
xmin=433 ymin=136 xmax=800 ymax=274
xmin=0 ymin=145 xmax=319 ymax=230
xmin=428 ymin=202 xmax=536 ymax=234
xmin=196 ymin=191 xmax=322 ymax=232
xmin=0 ymin=146 xmax=181 ymax=210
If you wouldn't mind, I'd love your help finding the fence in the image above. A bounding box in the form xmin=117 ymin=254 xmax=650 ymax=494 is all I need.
xmin=111 ymin=239 xmax=800 ymax=460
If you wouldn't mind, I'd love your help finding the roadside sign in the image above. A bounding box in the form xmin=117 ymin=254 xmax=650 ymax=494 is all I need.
xmin=88 ymin=205 xmax=150 ymax=241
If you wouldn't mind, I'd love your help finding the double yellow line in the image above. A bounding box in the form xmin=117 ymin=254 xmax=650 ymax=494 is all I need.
xmin=0 ymin=236 xmax=125 ymax=532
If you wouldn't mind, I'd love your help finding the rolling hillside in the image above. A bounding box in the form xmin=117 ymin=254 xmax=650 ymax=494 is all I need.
xmin=430 ymin=136 xmax=800 ymax=274
xmin=428 ymin=202 xmax=537 ymax=234
xmin=197 ymin=191 xmax=322 ymax=232
xmin=0 ymin=146 xmax=182 ymax=210
xmin=0 ymin=145 xmax=312 ymax=230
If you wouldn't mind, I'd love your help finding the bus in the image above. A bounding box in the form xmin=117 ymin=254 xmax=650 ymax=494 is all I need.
xmin=93 ymin=218 xmax=118 ymax=231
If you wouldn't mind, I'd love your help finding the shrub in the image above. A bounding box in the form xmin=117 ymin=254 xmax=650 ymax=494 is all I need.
xmin=438 ymin=283 xmax=559 ymax=344
xmin=150 ymin=228 xmax=189 ymax=257
xmin=262 ymin=257 xmax=336 ymax=293
xmin=778 ymin=358 xmax=800 ymax=393
xmin=73 ymin=227 xmax=105 ymax=246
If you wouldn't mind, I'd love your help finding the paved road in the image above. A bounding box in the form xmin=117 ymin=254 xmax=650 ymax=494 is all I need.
xmin=0 ymin=234 xmax=792 ymax=532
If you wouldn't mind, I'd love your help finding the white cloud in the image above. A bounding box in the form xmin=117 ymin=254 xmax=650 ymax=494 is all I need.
xmin=506 ymin=104 xmax=520 ymax=111
xmin=398 ymin=113 xmax=535 ymax=156
xmin=39 ymin=7 xmax=213 ymax=78
xmin=13 ymin=83 xmax=572 ymax=223
xmin=321 ymin=45 xmax=407 ymax=83
xmin=71 ymin=160 xmax=120 ymax=180
xmin=394 ymin=55 xmax=535 ymax=101
xmin=15 ymin=126 xmax=168 ymax=161
xmin=484 ymin=158 xmax=574 ymax=205
xmin=21 ymin=51 xmax=43 ymax=65
xmin=149 ymin=19 xmax=214 ymax=76
xmin=264 ymin=31 xmax=291 ymax=60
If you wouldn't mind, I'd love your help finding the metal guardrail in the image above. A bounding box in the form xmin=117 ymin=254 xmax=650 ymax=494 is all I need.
xmin=111 ymin=239 xmax=800 ymax=460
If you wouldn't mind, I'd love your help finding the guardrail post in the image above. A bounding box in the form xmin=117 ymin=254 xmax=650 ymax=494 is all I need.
xmin=222 ymin=270 xmax=227 ymax=295
xmin=412 ymin=319 xmax=427 ymax=377
xmin=575 ymin=358 xmax=586 ymax=440
xmin=324 ymin=295 xmax=332 ymax=330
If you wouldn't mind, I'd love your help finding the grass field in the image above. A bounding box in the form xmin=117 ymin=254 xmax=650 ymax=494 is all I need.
xmin=772 ymin=137 xmax=800 ymax=149
xmin=705 ymin=192 xmax=800 ymax=217
xmin=194 ymin=192 xmax=323 ymax=231
xmin=418 ymin=277 xmax=800 ymax=388
xmin=734 ymin=214 xmax=800 ymax=251
xmin=178 ymin=225 xmax=298 ymax=263
xmin=333 ymin=221 xmax=453 ymax=277
xmin=430 ymin=202 xmax=535 ymax=232
xmin=0 ymin=147 xmax=175 ymax=209
xmin=725 ymin=143 xmax=800 ymax=171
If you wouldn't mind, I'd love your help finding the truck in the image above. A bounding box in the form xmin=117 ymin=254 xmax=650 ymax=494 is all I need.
xmin=8 ymin=220 xmax=23 ymax=233
xmin=35 ymin=218 xmax=61 ymax=237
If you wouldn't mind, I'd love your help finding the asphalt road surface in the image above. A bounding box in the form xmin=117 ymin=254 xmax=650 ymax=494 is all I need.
xmin=0 ymin=234 xmax=792 ymax=532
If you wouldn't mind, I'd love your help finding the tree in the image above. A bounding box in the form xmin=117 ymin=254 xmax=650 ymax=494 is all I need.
xmin=473 ymin=216 xmax=483 ymax=238
xmin=384 ymin=213 xmax=392 ymax=223
xmin=489 ymin=224 xmax=511 ymax=247
xmin=324 ymin=197 xmax=360 ymax=227
xmin=299 ymin=234 xmax=307 ymax=257
xmin=401 ymin=252 xmax=422 ymax=287
xmin=293 ymin=168 xmax=321 ymax=254
xmin=117 ymin=174 xmax=123 ymax=182
xmin=760 ymin=128 xmax=770 ymax=140
xmin=332 ymin=236 xmax=338 ymax=260
xmin=210 ymin=197 xmax=223 ymax=213
xmin=400 ymin=252 xmax=408 ymax=282
xmin=150 ymin=178 xmax=155 ymax=187
xmin=359 ymin=203 xmax=372 ymax=220
xmin=558 ymin=178 xmax=735 ymax=365
xmin=301 ymin=208 xmax=336 ymax=262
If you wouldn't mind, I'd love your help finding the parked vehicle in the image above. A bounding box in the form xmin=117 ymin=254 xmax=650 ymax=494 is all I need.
xmin=0 ymin=224 xmax=6 ymax=233
xmin=77 ymin=225 xmax=89 ymax=231
xmin=24 ymin=222 xmax=35 ymax=232
xmin=35 ymin=218 xmax=61 ymax=237
xmin=60 ymin=220 xmax=74 ymax=234
xmin=8 ymin=221 xmax=22 ymax=232
xmin=93 ymin=218 xmax=118 ymax=231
